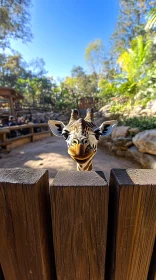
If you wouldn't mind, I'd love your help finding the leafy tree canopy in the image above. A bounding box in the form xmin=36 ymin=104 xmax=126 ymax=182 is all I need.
xmin=0 ymin=0 xmax=32 ymax=49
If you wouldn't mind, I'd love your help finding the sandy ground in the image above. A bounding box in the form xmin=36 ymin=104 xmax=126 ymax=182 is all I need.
xmin=0 ymin=136 xmax=141 ymax=184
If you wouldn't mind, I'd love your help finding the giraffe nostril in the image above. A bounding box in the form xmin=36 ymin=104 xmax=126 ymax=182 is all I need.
xmin=72 ymin=139 xmax=78 ymax=145
xmin=82 ymin=139 xmax=89 ymax=145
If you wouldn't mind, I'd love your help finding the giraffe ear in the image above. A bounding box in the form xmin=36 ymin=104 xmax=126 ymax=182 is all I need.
xmin=48 ymin=120 xmax=65 ymax=137
xmin=99 ymin=120 xmax=117 ymax=136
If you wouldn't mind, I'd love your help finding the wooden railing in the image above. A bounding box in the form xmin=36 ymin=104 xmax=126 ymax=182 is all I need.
xmin=0 ymin=123 xmax=50 ymax=149
xmin=0 ymin=169 xmax=155 ymax=280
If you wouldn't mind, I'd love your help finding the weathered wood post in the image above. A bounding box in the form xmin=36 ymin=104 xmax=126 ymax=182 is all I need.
xmin=29 ymin=124 xmax=34 ymax=142
xmin=0 ymin=168 xmax=56 ymax=280
xmin=50 ymin=171 xmax=109 ymax=280
xmin=106 ymin=169 xmax=156 ymax=280
xmin=0 ymin=129 xmax=10 ymax=145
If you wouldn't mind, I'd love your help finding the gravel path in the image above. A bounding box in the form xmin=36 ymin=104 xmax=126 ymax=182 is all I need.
xmin=0 ymin=136 xmax=141 ymax=184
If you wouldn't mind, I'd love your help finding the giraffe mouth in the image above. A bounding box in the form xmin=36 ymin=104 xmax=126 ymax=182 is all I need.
xmin=70 ymin=151 xmax=95 ymax=163
xmin=71 ymin=156 xmax=93 ymax=164
xmin=68 ymin=144 xmax=95 ymax=162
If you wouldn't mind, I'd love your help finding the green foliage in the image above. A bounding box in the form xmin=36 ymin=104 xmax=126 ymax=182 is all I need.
xmin=110 ymin=104 xmax=124 ymax=113
xmin=85 ymin=39 xmax=105 ymax=74
xmin=117 ymin=36 xmax=152 ymax=83
xmin=111 ymin=0 xmax=155 ymax=52
xmin=0 ymin=0 xmax=155 ymax=115
xmin=120 ymin=116 xmax=156 ymax=131
xmin=145 ymin=7 xmax=156 ymax=30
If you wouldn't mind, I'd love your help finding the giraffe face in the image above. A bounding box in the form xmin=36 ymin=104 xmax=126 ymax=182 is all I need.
xmin=61 ymin=118 xmax=98 ymax=164
xmin=48 ymin=109 xmax=117 ymax=170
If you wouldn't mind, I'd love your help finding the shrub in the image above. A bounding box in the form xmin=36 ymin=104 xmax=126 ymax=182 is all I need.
xmin=119 ymin=116 xmax=156 ymax=131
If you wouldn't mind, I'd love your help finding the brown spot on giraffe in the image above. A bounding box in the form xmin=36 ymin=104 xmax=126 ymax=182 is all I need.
xmin=48 ymin=108 xmax=117 ymax=171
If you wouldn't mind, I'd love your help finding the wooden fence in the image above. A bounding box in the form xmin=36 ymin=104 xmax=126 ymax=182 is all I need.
xmin=0 ymin=169 xmax=155 ymax=280
xmin=0 ymin=123 xmax=50 ymax=149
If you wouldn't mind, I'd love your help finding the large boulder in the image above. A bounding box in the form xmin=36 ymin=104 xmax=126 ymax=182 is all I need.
xmin=133 ymin=129 xmax=156 ymax=155
xmin=99 ymin=104 xmax=111 ymax=114
xmin=127 ymin=146 xmax=156 ymax=169
xmin=99 ymin=105 xmax=117 ymax=120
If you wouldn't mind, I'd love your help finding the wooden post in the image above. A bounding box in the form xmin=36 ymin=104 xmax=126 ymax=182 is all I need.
xmin=2 ymin=132 xmax=6 ymax=143
xmin=106 ymin=169 xmax=156 ymax=280
xmin=0 ymin=168 xmax=56 ymax=280
xmin=8 ymin=95 xmax=14 ymax=116
xmin=30 ymin=125 xmax=34 ymax=142
xmin=50 ymin=171 xmax=109 ymax=280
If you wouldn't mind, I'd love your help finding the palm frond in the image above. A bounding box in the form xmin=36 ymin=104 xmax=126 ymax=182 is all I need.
xmin=145 ymin=8 xmax=156 ymax=31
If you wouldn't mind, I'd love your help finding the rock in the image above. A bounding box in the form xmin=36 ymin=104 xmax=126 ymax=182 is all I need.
xmin=133 ymin=129 xmax=156 ymax=155
xmin=111 ymin=126 xmax=130 ymax=139
xmin=98 ymin=135 xmax=112 ymax=146
xmin=113 ymin=136 xmax=132 ymax=148
xmin=98 ymin=105 xmax=117 ymax=120
xmin=116 ymin=150 xmax=127 ymax=157
xmin=94 ymin=111 xmax=102 ymax=118
xmin=127 ymin=146 xmax=156 ymax=169
xmin=146 ymin=100 xmax=156 ymax=115
xmin=134 ymin=106 xmax=143 ymax=113
xmin=99 ymin=105 xmax=111 ymax=113
xmin=129 ymin=127 xmax=140 ymax=136
xmin=94 ymin=117 xmax=105 ymax=127
xmin=139 ymin=109 xmax=150 ymax=115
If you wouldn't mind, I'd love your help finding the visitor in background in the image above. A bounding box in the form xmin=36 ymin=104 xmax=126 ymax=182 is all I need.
xmin=18 ymin=116 xmax=29 ymax=135
xmin=8 ymin=116 xmax=17 ymax=126
xmin=0 ymin=119 xmax=3 ymax=128
xmin=20 ymin=116 xmax=26 ymax=125
xmin=8 ymin=116 xmax=17 ymax=138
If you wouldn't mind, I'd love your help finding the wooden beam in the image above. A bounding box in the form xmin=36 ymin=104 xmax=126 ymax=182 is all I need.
xmin=106 ymin=169 xmax=156 ymax=280
xmin=50 ymin=171 xmax=109 ymax=280
xmin=0 ymin=168 xmax=56 ymax=280
xmin=8 ymin=95 xmax=14 ymax=115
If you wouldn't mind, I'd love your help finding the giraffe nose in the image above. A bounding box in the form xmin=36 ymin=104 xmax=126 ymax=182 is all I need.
xmin=81 ymin=138 xmax=89 ymax=145
xmin=72 ymin=138 xmax=89 ymax=146
xmin=72 ymin=139 xmax=79 ymax=145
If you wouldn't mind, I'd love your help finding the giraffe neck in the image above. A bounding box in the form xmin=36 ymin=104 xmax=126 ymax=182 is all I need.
xmin=77 ymin=159 xmax=93 ymax=171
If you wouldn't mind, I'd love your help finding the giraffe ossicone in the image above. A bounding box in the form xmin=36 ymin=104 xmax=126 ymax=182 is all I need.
xmin=48 ymin=108 xmax=117 ymax=171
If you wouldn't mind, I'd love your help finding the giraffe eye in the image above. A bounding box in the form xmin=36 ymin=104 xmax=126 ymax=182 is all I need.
xmin=62 ymin=130 xmax=69 ymax=140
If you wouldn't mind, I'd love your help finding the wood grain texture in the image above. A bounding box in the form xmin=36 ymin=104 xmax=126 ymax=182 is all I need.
xmin=107 ymin=169 xmax=156 ymax=280
xmin=0 ymin=168 xmax=56 ymax=280
xmin=51 ymin=171 xmax=109 ymax=280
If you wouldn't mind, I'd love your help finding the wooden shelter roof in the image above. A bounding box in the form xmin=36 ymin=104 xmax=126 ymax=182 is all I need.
xmin=0 ymin=87 xmax=24 ymax=100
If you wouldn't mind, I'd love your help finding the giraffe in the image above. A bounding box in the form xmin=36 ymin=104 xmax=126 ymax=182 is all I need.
xmin=48 ymin=108 xmax=117 ymax=171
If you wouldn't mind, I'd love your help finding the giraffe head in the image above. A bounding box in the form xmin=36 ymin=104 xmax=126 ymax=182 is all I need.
xmin=48 ymin=108 xmax=117 ymax=171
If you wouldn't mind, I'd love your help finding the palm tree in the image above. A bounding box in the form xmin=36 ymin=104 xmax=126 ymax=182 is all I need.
xmin=117 ymin=35 xmax=152 ymax=84
xmin=145 ymin=8 xmax=156 ymax=31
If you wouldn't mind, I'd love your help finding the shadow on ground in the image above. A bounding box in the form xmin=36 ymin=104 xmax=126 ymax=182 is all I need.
xmin=0 ymin=136 xmax=141 ymax=184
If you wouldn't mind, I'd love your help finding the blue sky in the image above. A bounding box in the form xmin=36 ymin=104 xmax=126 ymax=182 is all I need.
xmin=10 ymin=0 xmax=119 ymax=78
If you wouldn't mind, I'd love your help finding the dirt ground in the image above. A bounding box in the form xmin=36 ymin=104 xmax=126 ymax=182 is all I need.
xmin=0 ymin=136 xmax=141 ymax=184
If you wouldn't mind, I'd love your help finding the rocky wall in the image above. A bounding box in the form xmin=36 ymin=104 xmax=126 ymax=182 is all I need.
xmin=98 ymin=126 xmax=156 ymax=169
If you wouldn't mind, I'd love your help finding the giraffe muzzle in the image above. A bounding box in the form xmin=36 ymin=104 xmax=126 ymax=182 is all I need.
xmin=68 ymin=143 xmax=95 ymax=160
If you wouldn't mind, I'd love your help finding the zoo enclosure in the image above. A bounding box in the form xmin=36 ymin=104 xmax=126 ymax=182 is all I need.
xmin=0 ymin=123 xmax=50 ymax=149
xmin=0 ymin=168 xmax=156 ymax=280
